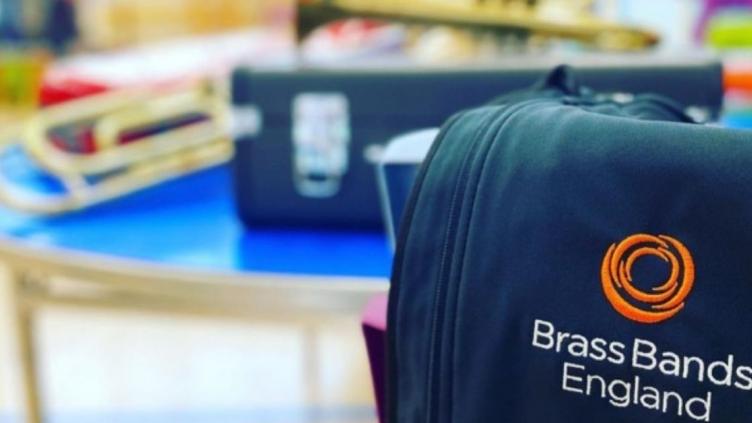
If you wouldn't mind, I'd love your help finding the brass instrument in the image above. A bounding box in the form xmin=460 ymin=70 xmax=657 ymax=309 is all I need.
xmin=0 ymin=83 xmax=233 ymax=214
xmin=297 ymin=0 xmax=659 ymax=51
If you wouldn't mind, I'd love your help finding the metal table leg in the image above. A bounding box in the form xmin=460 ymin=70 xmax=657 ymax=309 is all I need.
xmin=8 ymin=268 xmax=43 ymax=423
xmin=303 ymin=325 xmax=321 ymax=407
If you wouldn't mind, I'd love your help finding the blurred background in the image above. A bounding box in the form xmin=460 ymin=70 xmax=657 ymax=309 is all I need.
xmin=0 ymin=0 xmax=749 ymax=422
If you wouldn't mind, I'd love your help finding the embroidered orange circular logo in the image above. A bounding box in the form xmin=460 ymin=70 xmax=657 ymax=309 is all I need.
xmin=601 ymin=234 xmax=695 ymax=324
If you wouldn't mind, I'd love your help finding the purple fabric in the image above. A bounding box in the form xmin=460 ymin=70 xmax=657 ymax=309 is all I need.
xmin=362 ymin=294 xmax=388 ymax=423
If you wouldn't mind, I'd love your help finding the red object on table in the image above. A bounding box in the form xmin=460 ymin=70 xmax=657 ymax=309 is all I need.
xmin=39 ymin=76 xmax=110 ymax=106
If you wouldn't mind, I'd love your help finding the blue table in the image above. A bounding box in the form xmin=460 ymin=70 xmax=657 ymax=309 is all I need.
xmin=0 ymin=163 xmax=393 ymax=423
xmin=0 ymin=164 xmax=393 ymax=279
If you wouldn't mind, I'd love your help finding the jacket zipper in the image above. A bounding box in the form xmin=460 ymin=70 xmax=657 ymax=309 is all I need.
xmin=423 ymin=108 xmax=502 ymax=423
xmin=387 ymin=112 xmax=466 ymax=423
xmin=387 ymin=98 xmax=544 ymax=423
xmin=427 ymin=99 xmax=545 ymax=423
